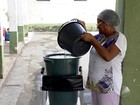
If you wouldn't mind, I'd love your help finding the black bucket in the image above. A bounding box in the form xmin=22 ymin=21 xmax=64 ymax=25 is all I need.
xmin=57 ymin=20 xmax=91 ymax=56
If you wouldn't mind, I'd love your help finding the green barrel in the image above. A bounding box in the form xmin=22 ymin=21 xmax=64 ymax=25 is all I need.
xmin=44 ymin=53 xmax=80 ymax=105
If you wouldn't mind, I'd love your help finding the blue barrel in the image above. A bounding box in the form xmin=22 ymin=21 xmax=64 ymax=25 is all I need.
xmin=44 ymin=53 xmax=80 ymax=105
xmin=5 ymin=32 xmax=10 ymax=41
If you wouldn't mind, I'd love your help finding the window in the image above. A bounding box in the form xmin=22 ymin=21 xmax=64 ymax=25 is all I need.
xmin=74 ymin=0 xmax=87 ymax=1
xmin=37 ymin=0 xmax=50 ymax=1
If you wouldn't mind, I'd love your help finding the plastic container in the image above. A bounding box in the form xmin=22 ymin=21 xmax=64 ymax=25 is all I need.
xmin=44 ymin=53 xmax=80 ymax=105
xmin=58 ymin=20 xmax=91 ymax=56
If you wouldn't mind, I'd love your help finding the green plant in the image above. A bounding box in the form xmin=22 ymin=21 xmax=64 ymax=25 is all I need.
xmin=28 ymin=23 xmax=97 ymax=32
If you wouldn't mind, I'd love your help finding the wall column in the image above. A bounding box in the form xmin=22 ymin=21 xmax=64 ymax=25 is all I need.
xmin=17 ymin=0 xmax=24 ymax=42
xmin=0 ymin=1 xmax=8 ymax=78
xmin=116 ymin=0 xmax=140 ymax=105
xmin=116 ymin=0 xmax=125 ymax=33
xmin=23 ymin=0 xmax=29 ymax=36
xmin=0 ymin=10 xmax=4 ymax=78
xmin=7 ymin=0 xmax=18 ymax=53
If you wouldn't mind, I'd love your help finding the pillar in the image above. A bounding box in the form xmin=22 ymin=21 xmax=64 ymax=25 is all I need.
xmin=7 ymin=0 xmax=18 ymax=53
xmin=0 ymin=17 xmax=4 ymax=78
xmin=17 ymin=0 xmax=24 ymax=42
xmin=116 ymin=0 xmax=125 ymax=33
xmin=116 ymin=0 xmax=140 ymax=105
xmin=0 ymin=1 xmax=8 ymax=78
xmin=23 ymin=0 xmax=29 ymax=37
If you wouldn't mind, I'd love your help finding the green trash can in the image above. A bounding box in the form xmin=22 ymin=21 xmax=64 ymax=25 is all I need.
xmin=44 ymin=53 xmax=80 ymax=105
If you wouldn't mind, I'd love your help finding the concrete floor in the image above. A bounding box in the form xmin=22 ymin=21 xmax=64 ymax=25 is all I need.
xmin=0 ymin=32 xmax=93 ymax=105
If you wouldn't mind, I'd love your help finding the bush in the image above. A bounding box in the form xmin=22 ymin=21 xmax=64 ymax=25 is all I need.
xmin=28 ymin=24 xmax=60 ymax=32
xmin=28 ymin=23 xmax=97 ymax=32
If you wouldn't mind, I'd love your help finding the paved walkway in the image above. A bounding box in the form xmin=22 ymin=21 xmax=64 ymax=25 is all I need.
xmin=0 ymin=33 xmax=34 ymax=105
xmin=0 ymin=33 xmax=31 ymax=89
xmin=0 ymin=32 xmax=92 ymax=105
xmin=0 ymin=43 xmax=22 ymax=89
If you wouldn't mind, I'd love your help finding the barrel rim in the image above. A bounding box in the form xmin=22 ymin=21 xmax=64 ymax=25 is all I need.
xmin=57 ymin=21 xmax=85 ymax=49
xmin=44 ymin=53 xmax=80 ymax=60
xmin=58 ymin=21 xmax=84 ymax=34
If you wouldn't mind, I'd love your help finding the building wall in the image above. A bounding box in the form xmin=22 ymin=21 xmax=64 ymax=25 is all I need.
xmin=121 ymin=0 xmax=140 ymax=104
xmin=28 ymin=0 xmax=116 ymax=24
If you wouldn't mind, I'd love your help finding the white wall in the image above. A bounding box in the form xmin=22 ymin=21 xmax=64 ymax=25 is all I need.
xmin=0 ymin=0 xmax=9 ymax=28
xmin=28 ymin=0 xmax=116 ymax=24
